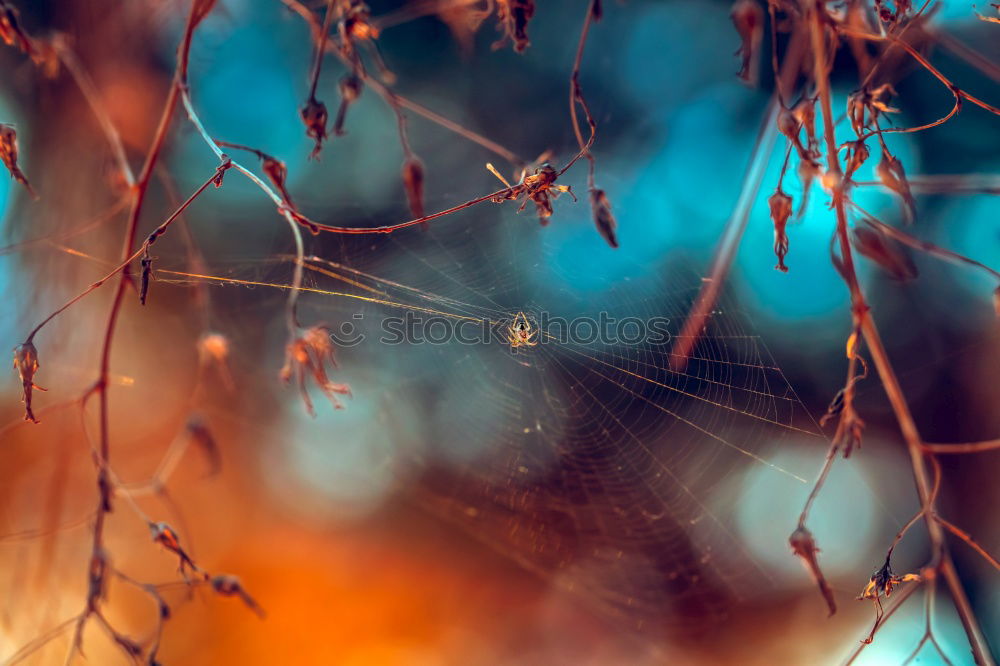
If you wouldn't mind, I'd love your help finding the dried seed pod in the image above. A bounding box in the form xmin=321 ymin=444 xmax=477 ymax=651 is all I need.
xmin=300 ymin=96 xmax=328 ymax=159
xmin=768 ymin=189 xmax=793 ymax=272
xmin=731 ymin=0 xmax=763 ymax=85
xmin=590 ymin=189 xmax=619 ymax=249
xmin=852 ymin=226 xmax=918 ymax=281
xmin=877 ymin=150 xmax=916 ymax=224
xmin=13 ymin=340 xmax=46 ymax=423
xmin=789 ymin=526 xmax=837 ymax=616
xmin=211 ymin=575 xmax=266 ymax=618
xmin=0 ymin=123 xmax=36 ymax=198
xmin=402 ymin=156 xmax=425 ymax=223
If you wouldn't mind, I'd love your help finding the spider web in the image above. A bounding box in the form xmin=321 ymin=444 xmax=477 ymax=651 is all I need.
xmin=159 ymin=180 xmax=826 ymax=634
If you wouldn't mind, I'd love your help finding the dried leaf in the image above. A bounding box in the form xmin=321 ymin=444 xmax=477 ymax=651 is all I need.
xmin=768 ymin=189 xmax=793 ymax=272
xmin=852 ymin=226 xmax=917 ymax=281
xmin=731 ymin=0 xmax=763 ymax=85
xmin=402 ymin=156 xmax=425 ymax=223
xmin=590 ymin=189 xmax=618 ymax=249
xmin=789 ymin=526 xmax=837 ymax=616
xmin=877 ymin=150 xmax=916 ymax=224
xmin=13 ymin=341 xmax=46 ymax=423
xmin=0 ymin=124 xmax=36 ymax=198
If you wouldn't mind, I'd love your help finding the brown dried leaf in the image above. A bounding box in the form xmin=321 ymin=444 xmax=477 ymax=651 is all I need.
xmin=402 ymin=156 xmax=425 ymax=222
xmin=877 ymin=150 xmax=916 ymax=224
xmin=13 ymin=341 xmax=46 ymax=423
xmin=852 ymin=226 xmax=918 ymax=281
xmin=789 ymin=526 xmax=837 ymax=616
xmin=731 ymin=0 xmax=763 ymax=85
xmin=768 ymin=189 xmax=793 ymax=272
xmin=590 ymin=189 xmax=618 ymax=249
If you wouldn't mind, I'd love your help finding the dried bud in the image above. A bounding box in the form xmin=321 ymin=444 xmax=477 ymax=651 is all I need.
xmin=211 ymin=575 xmax=266 ymax=618
xmin=797 ymin=158 xmax=820 ymax=217
xmin=0 ymin=124 xmax=36 ymax=198
xmin=281 ymin=325 xmax=351 ymax=416
xmin=877 ymin=150 xmax=916 ymax=224
xmin=13 ymin=341 xmax=46 ymax=423
xmin=86 ymin=547 xmax=109 ymax=612
xmin=402 ymin=157 xmax=425 ymax=223
xmin=789 ymin=526 xmax=837 ymax=616
xmin=300 ymin=96 xmax=328 ymax=159
xmin=768 ymin=189 xmax=793 ymax=272
xmin=333 ymin=75 xmax=363 ymax=137
xmin=731 ymin=0 xmax=763 ymax=85
xmin=590 ymin=189 xmax=619 ymax=249
xmin=852 ymin=226 xmax=918 ymax=281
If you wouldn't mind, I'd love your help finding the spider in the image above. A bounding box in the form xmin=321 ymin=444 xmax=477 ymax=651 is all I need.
xmin=507 ymin=311 xmax=538 ymax=349
xmin=486 ymin=162 xmax=575 ymax=225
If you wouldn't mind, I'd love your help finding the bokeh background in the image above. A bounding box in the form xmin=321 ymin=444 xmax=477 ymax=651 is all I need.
xmin=1 ymin=0 xmax=998 ymax=664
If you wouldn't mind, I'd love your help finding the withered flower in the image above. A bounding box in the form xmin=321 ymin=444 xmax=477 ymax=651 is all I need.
xmin=590 ymin=189 xmax=618 ymax=249
xmin=843 ymin=139 xmax=870 ymax=178
xmin=768 ymin=188 xmax=793 ymax=272
xmin=852 ymin=226 xmax=918 ymax=281
xmin=0 ymin=123 xmax=36 ymax=198
xmin=333 ymin=74 xmax=362 ymax=137
xmin=789 ymin=526 xmax=837 ymax=616
xmin=13 ymin=340 xmax=46 ymax=423
xmin=402 ymin=156 xmax=425 ymax=222
xmin=730 ymin=0 xmax=763 ymax=85
xmin=211 ymin=575 xmax=266 ymax=618
xmin=300 ymin=95 xmax=328 ymax=159
xmin=492 ymin=0 xmax=535 ymax=53
xmin=280 ymin=325 xmax=352 ymax=416
xmin=857 ymin=559 xmax=921 ymax=643
xmin=876 ymin=149 xmax=916 ymax=224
